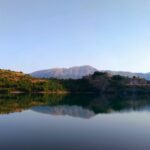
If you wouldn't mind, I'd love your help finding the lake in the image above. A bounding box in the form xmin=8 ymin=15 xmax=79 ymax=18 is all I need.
xmin=0 ymin=94 xmax=150 ymax=150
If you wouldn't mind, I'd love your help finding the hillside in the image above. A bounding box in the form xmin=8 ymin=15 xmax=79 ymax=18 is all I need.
xmin=0 ymin=69 xmax=65 ymax=93
xmin=0 ymin=69 xmax=150 ymax=94
xmin=85 ymin=72 xmax=150 ymax=94
xmin=0 ymin=69 xmax=43 ymax=83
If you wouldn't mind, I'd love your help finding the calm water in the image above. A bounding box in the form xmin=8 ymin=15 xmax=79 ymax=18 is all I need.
xmin=0 ymin=94 xmax=150 ymax=150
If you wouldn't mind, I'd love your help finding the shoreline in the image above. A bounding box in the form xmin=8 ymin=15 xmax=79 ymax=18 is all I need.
xmin=9 ymin=90 xmax=97 ymax=95
xmin=5 ymin=90 xmax=150 ymax=95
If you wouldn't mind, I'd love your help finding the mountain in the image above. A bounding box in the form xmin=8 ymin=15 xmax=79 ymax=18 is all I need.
xmin=30 ymin=65 xmax=97 ymax=79
xmin=136 ymin=73 xmax=150 ymax=81
xmin=30 ymin=65 xmax=150 ymax=81
xmin=106 ymin=71 xmax=150 ymax=81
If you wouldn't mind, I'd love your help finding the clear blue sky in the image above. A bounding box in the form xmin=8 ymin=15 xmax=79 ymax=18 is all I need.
xmin=0 ymin=0 xmax=150 ymax=73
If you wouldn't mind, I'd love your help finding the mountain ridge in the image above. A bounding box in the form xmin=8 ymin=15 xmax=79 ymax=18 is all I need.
xmin=30 ymin=66 xmax=150 ymax=81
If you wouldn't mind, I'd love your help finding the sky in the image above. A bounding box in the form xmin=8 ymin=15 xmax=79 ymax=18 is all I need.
xmin=0 ymin=0 xmax=150 ymax=73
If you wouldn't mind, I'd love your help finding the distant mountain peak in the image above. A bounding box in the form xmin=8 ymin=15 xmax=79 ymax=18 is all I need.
xmin=30 ymin=65 xmax=98 ymax=79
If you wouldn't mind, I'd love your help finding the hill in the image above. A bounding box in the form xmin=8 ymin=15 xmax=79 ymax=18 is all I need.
xmin=0 ymin=69 xmax=65 ymax=93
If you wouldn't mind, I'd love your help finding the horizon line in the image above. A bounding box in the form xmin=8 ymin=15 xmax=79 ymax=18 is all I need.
xmin=0 ymin=65 xmax=150 ymax=74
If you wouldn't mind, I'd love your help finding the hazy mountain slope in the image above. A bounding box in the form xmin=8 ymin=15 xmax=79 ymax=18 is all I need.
xmin=136 ymin=73 xmax=150 ymax=81
xmin=106 ymin=71 xmax=150 ymax=81
xmin=30 ymin=65 xmax=98 ymax=79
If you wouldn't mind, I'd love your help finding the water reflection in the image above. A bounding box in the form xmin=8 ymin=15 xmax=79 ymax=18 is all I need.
xmin=1 ymin=94 xmax=150 ymax=118
xmin=1 ymin=94 xmax=150 ymax=150
xmin=32 ymin=106 xmax=95 ymax=119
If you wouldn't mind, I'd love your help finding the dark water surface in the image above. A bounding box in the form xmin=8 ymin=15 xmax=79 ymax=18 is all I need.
xmin=0 ymin=94 xmax=150 ymax=150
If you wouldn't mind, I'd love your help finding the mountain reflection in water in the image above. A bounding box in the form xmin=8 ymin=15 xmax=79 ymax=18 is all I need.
xmin=32 ymin=105 xmax=95 ymax=119
xmin=1 ymin=94 xmax=150 ymax=150
xmin=1 ymin=94 xmax=150 ymax=118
